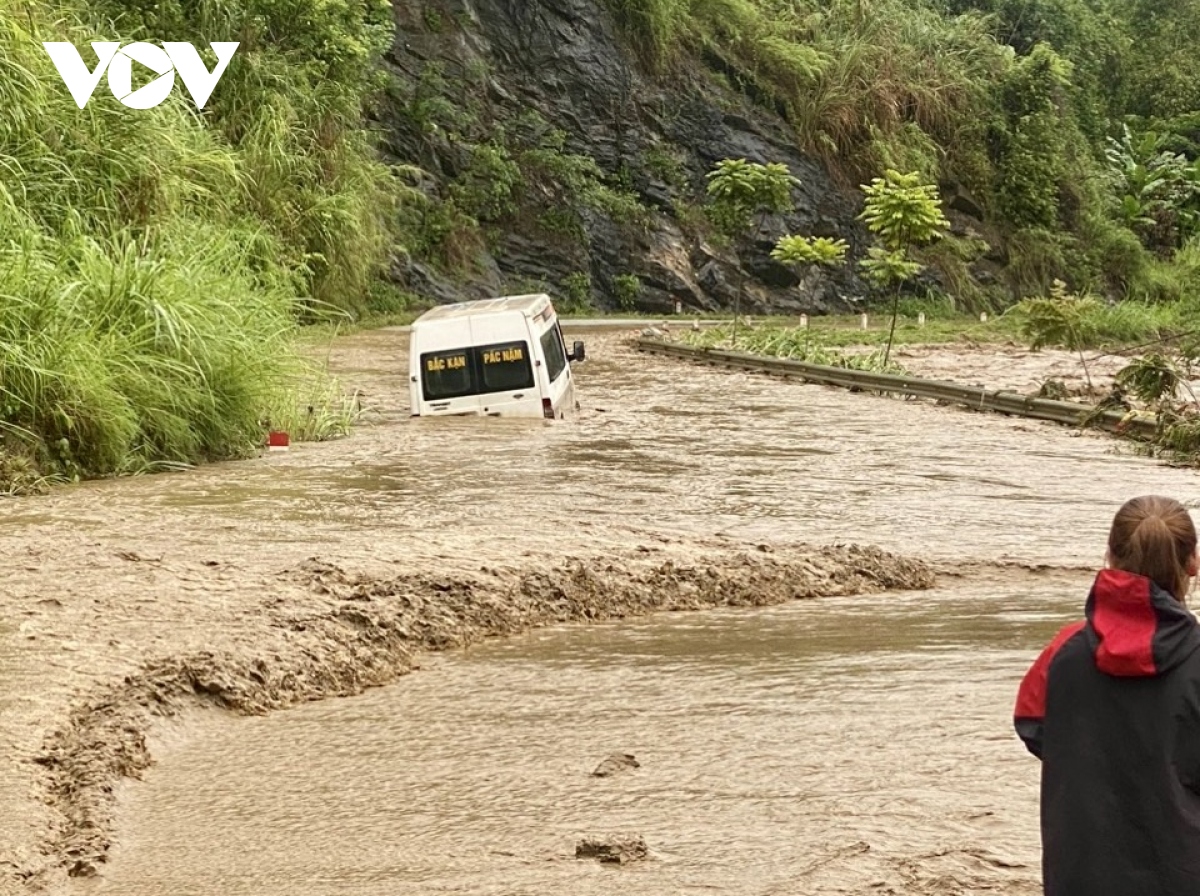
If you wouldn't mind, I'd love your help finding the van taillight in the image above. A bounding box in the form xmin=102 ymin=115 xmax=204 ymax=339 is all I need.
xmin=542 ymin=398 xmax=554 ymax=419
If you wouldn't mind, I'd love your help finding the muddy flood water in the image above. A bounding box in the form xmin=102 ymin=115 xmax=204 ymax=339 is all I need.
xmin=4 ymin=328 xmax=1200 ymax=896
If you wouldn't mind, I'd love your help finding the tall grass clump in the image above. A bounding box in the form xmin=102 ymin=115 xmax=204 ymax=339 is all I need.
xmin=80 ymin=0 xmax=404 ymax=319
xmin=0 ymin=204 xmax=301 ymax=479
xmin=0 ymin=1 xmax=376 ymax=487
xmin=1120 ymin=236 xmax=1200 ymax=306
xmin=607 ymin=0 xmax=691 ymax=69
xmin=607 ymin=0 xmax=1006 ymax=185
xmin=790 ymin=2 xmax=1003 ymax=181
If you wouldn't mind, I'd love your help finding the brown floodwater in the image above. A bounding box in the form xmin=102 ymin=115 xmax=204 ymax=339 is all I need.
xmin=7 ymin=327 xmax=1200 ymax=895
xmin=82 ymin=573 xmax=1073 ymax=896
xmin=63 ymin=326 xmax=1190 ymax=570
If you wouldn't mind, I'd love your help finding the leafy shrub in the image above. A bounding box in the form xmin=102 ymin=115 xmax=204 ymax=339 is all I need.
xmin=450 ymin=142 xmax=523 ymax=223
xmin=561 ymin=271 xmax=593 ymax=312
xmin=1010 ymin=279 xmax=1103 ymax=350
xmin=772 ymin=236 xmax=848 ymax=266
xmin=988 ymin=45 xmax=1072 ymax=232
xmin=613 ymin=274 xmax=643 ymax=310
xmin=1115 ymin=353 xmax=1185 ymax=404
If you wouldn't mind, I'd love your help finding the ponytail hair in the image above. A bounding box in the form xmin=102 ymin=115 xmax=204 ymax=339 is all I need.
xmin=1108 ymin=495 xmax=1198 ymax=602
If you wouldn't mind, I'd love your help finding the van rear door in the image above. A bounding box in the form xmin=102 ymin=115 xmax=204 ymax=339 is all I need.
xmin=416 ymin=345 xmax=480 ymax=415
xmin=473 ymin=340 xmax=540 ymax=415
xmin=465 ymin=313 xmax=541 ymax=416
xmin=412 ymin=316 xmax=482 ymax=415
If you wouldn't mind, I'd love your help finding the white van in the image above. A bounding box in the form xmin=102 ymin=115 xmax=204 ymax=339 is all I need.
xmin=408 ymin=294 xmax=586 ymax=418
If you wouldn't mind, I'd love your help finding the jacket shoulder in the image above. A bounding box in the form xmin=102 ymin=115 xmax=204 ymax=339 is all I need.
xmin=1016 ymin=621 xmax=1087 ymax=720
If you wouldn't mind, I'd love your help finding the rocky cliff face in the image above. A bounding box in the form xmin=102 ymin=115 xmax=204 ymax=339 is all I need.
xmin=378 ymin=0 xmax=876 ymax=315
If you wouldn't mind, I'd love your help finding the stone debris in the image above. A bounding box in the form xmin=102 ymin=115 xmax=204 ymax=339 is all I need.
xmin=591 ymin=752 xmax=639 ymax=777
xmin=575 ymin=834 xmax=648 ymax=864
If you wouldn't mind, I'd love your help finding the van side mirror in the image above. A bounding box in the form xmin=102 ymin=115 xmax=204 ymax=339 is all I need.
xmin=569 ymin=340 xmax=586 ymax=363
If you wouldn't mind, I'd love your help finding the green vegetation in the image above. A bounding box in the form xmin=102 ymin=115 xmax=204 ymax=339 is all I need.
xmin=85 ymin=0 xmax=403 ymax=318
xmin=561 ymin=272 xmax=595 ymax=312
xmin=604 ymin=0 xmax=1200 ymax=306
xmin=704 ymin=159 xmax=795 ymax=243
xmin=613 ymin=274 xmax=644 ymax=310
xmin=1106 ymin=125 xmax=1200 ymax=255
xmin=0 ymin=0 xmax=393 ymax=490
xmin=1006 ymin=282 xmax=1188 ymax=352
xmin=772 ymin=236 xmax=848 ymax=268
xmin=704 ymin=159 xmax=797 ymax=340
xmin=677 ymin=323 xmax=908 ymax=373
xmin=1009 ymin=280 xmax=1107 ymax=389
xmin=1115 ymin=354 xmax=1188 ymax=405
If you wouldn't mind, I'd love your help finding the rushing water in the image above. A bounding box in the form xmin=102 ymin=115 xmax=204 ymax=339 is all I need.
xmin=29 ymin=328 xmax=1200 ymax=895
xmin=84 ymin=574 xmax=1072 ymax=896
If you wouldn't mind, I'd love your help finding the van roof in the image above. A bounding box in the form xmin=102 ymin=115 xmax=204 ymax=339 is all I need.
xmin=413 ymin=294 xmax=552 ymax=324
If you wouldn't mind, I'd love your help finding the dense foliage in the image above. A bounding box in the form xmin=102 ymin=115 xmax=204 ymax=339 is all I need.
xmin=605 ymin=0 xmax=1200 ymax=304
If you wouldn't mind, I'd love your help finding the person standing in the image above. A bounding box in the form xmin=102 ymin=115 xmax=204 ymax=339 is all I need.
xmin=1014 ymin=495 xmax=1200 ymax=895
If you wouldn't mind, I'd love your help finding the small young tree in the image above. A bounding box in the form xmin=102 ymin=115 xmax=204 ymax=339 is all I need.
xmin=858 ymin=169 xmax=949 ymax=365
xmin=1012 ymin=279 xmax=1103 ymax=392
xmin=705 ymin=159 xmax=796 ymax=344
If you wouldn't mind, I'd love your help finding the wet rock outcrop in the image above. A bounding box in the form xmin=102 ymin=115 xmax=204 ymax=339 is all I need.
xmin=378 ymin=0 xmax=875 ymax=314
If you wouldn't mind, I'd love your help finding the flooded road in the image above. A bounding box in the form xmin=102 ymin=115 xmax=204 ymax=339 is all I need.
xmin=118 ymin=326 xmax=1188 ymax=568
xmin=3 ymin=327 xmax=1198 ymax=893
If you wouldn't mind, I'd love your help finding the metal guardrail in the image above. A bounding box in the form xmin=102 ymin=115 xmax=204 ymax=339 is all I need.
xmin=633 ymin=338 xmax=1160 ymax=438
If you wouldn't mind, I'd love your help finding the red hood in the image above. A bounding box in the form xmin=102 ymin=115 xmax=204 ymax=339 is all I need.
xmin=1085 ymin=568 xmax=1200 ymax=677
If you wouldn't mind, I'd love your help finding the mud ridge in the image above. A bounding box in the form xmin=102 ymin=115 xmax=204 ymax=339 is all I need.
xmin=23 ymin=543 xmax=933 ymax=888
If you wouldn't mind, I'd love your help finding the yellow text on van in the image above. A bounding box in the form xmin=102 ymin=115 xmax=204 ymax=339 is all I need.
xmin=483 ymin=347 xmax=524 ymax=364
xmin=426 ymin=354 xmax=467 ymax=372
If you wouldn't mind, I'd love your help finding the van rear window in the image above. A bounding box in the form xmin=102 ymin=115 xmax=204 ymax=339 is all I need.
xmin=420 ymin=342 xmax=534 ymax=400
xmin=421 ymin=350 xmax=474 ymax=400
xmin=478 ymin=341 xmax=535 ymax=392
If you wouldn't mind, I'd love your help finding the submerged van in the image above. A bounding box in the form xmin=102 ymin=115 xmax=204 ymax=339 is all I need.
xmin=408 ymin=293 xmax=586 ymax=418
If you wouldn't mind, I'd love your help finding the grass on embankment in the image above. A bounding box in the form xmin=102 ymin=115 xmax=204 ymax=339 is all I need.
xmin=671 ymin=296 xmax=1196 ymax=367
xmin=0 ymin=209 xmax=358 ymax=495
xmin=0 ymin=0 xmax=390 ymax=494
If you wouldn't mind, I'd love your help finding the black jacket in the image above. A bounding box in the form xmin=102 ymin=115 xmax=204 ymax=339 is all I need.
xmin=1015 ymin=568 xmax=1200 ymax=895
